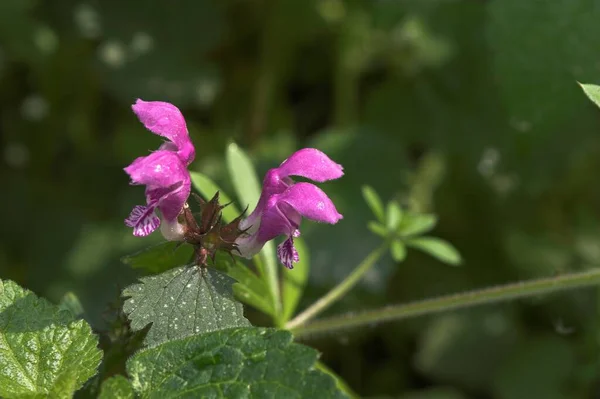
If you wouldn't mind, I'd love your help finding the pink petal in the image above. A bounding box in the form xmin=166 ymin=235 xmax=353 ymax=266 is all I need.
xmin=132 ymin=99 xmax=195 ymax=164
xmin=125 ymin=205 xmax=161 ymax=237
xmin=277 ymin=148 xmax=344 ymax=182
xmin=124 ymin=151 xmax=191 ymax=222
xmin=155 ymin=181 xmax=190 ymax=222
xmin=256 ymin=198 xmax=297 ymax=243
xmin=124 ymin=151 xmax=188 ymax=189
xmin=278 ymin=182 xmax=343 ymax=224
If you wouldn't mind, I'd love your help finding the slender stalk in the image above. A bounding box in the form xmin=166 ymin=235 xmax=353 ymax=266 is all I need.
xmin=291 ymin=268 xmax=600 ymax=338
xmin=286 ymin=243 xmax=389 ymax=330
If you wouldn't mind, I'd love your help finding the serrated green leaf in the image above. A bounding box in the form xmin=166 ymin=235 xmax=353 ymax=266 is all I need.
xmin=0 ymin=279 xmax=102 ymax=398
xmin=399 ymin=213 xmax=438 ymax=236
xmin=127 ymin=327 xmax=348 ymax=398
xmin=59 ymin=291 xmax=84 ymax=317
xmin=386 ymin=201 xmax=403 ymax=230
xmin=367 ymin=221 xmax=388 ymax=237
xmin=391 ymin=240 xmax=407 ymax=262
xmin=99 ymin=375 xmax=134 ymax=399
xmin=121 ymin=241 xmax=194 ymax=275
xmin=282 ymin=237 xmax=310 ymax=322
xmin=580 ymin=83 xmax=600 ymax=109
xmin=189 ymin=171 xmax=241 ymax=223
xmin=362 ymin=185 xmax=385 ymax=223
xmin=406 ymin=237 xmax=462 ymax=266
xmin=122 ymin=265 xmax=250 ymax=346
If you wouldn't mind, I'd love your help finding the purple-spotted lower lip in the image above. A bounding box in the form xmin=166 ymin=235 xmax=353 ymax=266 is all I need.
xmin=125 ymin=205 xmax=161 ymax=237
xmin=277 ymin=236 xmax=300 ymax=269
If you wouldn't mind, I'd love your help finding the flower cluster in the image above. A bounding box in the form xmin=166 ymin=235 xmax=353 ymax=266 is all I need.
xmin=124 ymin=99 xmax=343 ymax=269
xmin=235 ymin=148 xmax=344 ymax=268
xmin=124 ymin=99 xmax=194 ymax=240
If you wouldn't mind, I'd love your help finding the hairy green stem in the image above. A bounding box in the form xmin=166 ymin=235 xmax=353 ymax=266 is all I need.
xmin=292 ymin=268 xmax=600 ymax=338
xmin=286 ymin=243 xmax=388 ymax=330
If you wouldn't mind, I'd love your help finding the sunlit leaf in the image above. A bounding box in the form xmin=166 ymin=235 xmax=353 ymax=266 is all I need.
xmin=406 ymin=237 xmax=461 ymax=265
xmin=362 ymin=185 xmax=385 ymax=223
xmin=127 ymin=327 xmax=348 ymax=398
xmin=59 ymin=291 xmax=84 ymax=317
xmin=400 ymin=213 xmax=438 ymax=236
xmin=122 ymin=265 xmax=250 ymax=346
xmin=99 ymin=375 xmax=134 ymax=399
xmin=391 ymin=240 xmax=407 ymax=262
xmin=386 ymin=201 xmax=403 ymax=231
xmin=580 ymin=83 xmax=600 ymax=109
xmin=226 ymin=142 xmax=262 ymax=213
xmin=0 ymin=279 xmax=102 ymax=398
xmin=282 ymin=237 xmax=310 ymax=322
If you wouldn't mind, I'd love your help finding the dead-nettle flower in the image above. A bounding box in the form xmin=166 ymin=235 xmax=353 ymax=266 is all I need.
xmin=124 ymin=99 xmax=195 ymax=240
xmin=236 ymin=148 xmax=344 ymax=269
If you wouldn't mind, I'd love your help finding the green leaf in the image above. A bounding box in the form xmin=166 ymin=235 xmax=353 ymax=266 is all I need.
xmin=399 ymin=213 xmax=438 ymax=236
xmin=121 ymin=241 xmax=194 ymax=274
xmin=223 ymin=258 xmax=275 ymax=316
xmin=368 ymin=221 xmax=388 ymax=237
xmin=122 ymin=265 xmax=250 ymax=346
xmin=282 ymin=237 xmax=310 ymax=322
xmin=127 ymin=327 xmax=348 ymax=398
xmin=99 ymin=375 xmax=134 ymax=399
xmin=406 ymin=237 xmax=462 ymax=266
xmin=232 ymin=284 xmax=274 ymax=317
xmin=59 ymin=291 xmax=84 ymax=317
xmin=226 ymin=142 xmax=262 ymax=213
xmin=225 ymin=142 xmax=281 ymax=321
xmin=386 ymin=201 xmax=403 ymax=230
xmin=189 ymin=171 xmax=241 ymax=223
xmin=316 ymin=361 xmax=359 ymax=399
xmin=390 ymin=240 xmax=407 ymax=262
xmin=580 ymin=83 xmax=600 ymax=109
xmin=257 ymin=241 xmax=281 ymax=320
xmin=0 ymin=279 xmax=102 ymax=398
xmin=362 ymin=185 xmax=385 ymax=222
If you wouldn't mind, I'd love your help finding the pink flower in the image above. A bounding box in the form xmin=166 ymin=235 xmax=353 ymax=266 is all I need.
xmin=236 ymin=149 xmax=343 ymax=269
xmin=124 ymin=99 xmax=195 ymax=239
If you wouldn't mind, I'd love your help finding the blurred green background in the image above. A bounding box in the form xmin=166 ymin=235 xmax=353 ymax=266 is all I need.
xmin=2 ymin=0 xmax=600 ymax=397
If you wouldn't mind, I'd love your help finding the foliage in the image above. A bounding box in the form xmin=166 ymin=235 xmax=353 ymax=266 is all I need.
xmin=127 ymin=328 xmax=346 ymax=398
xmin=122 ymin=265 xmax=249 ymax=346
xmin=0 ymin=279 xmax=102 ymax=398
xmin=3 ymin=0 xmax=600 ymax=397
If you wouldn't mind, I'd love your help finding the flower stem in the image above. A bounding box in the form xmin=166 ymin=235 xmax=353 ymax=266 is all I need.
xmin=291 ymin=268 xmax=600 ymax=338
xmin=286 ymin=243 xmax=389 ymax=330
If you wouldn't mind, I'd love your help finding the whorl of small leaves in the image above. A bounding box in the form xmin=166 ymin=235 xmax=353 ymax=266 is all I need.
xmin=122 ymin=265 xmax=250 ymax=347
xmin=0 ymin=279 xmax=102 ymax=398
xmin=127 ymin=327 xmax=349 ymax=398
